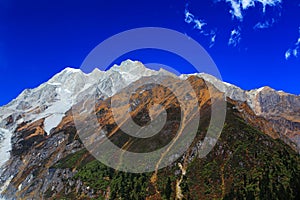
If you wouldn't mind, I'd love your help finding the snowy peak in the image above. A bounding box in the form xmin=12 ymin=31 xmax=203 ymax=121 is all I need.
xmin=1 ymin=59 xmax=300 ymax=196
xmin=88 ymin=68 xmax=104 ymax=79
xmin=1 ymin=61 xmax=298 ymax=132
xmin=48 ymin=67 xmax=86 ymax=91
xmin=0 ymin=60 xmax=164 ymax=136
xmin=94 ymin=60 xmax=160 ymax=97
xmin=1 ymin=60 xmax=300 ymax=144
xmin=108 ymin=59 xmax=159 ymax=79
xmin=110 ymin=59 xmax=146 ymax=73
xmin=49 ymin=67 xmax=83 ymax=82
xmin=63 ymin=67 xmax=82 ymax=73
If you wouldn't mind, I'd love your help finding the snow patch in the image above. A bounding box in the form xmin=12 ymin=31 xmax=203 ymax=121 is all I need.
xmin=44 ymin=114 xmax=65 ymax=135
xmin=64 ymin=67 xmax=82 ymax=73
xmin=0 ymin=128 xmax=12 ymax=169
xmin=47 ymin=82 xmax=62 ymax=86
xmin=257 ymin=86 xmax=266 ymax=92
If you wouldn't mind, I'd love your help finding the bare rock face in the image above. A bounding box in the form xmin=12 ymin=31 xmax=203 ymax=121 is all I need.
xmin=246 ymin=87 xmax=300 ymax=151
xmin=1 ymin=60 xmax=299 ymax=159
xmin=247 ymin=87 xmax=300 ymax=117
xmin=191 ymin=74 xmax=300 ymax=152
xmin=0 ymin=60 xmax=300 ymax=199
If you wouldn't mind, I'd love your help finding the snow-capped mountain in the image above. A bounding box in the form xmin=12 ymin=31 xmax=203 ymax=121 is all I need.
xmin=189 ymin=73 xmax=300 ymax=148
xmin=0 ymin=60 xmax=176 ymax=136
xmin=0 ymin=60 xmax=300 ymax=199
xmin=0 ymin=59 xmax=300 ymax=171
xmin=0 ymin=60 xmax=164 ymax=171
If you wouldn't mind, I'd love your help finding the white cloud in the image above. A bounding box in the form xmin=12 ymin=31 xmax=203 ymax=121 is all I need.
xmin=209 ymin=32 xmax=217 ymax=48
xmin=285 ymin=49 xmax=291 ymax=60
xmin=227 ymin=0 xmax=243 ymax=21
xmin=241 ymin=0 xmax=255 ymax=9
xmin=184 ymin=9 xmax=194 ymax=24
xmin=296 ymin=38 xmax=300 ymax=46
xmin=184 ymin=5 xmax=217 ymax=48
xmin=211 ymin=34 xmax=216 ymax=43
xmin=285 ymin=47 xmax=299 ymax=60
xmin=285 ymin=27 xmax=300 ymax=60
xmin=256 ymin=0 xmax=282 ymax=13
xmin=254 ymin=18 xmax=275 ymax=29
xmin=228 ymin=28 xmax=241 ymax=47
xmin=293 ymin=48 xmax=299 ymax=57
xmin=185 ymin=7 xmax=207 ymax=31
xmin=193 ymin=19 xmax=207 ymax=30
xmin=185 ymin=0 xmax=282 ymax=48
xmin=223 ymin=0 xmax=282 ymax=21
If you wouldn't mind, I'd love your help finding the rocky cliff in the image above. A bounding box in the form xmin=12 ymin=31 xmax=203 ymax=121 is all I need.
xmin=0 ymin=60 xmax=299 ymax=199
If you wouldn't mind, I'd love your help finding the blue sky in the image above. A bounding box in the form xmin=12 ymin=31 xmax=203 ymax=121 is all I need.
xmin=0 ymin=0 xmax=299 ymax=106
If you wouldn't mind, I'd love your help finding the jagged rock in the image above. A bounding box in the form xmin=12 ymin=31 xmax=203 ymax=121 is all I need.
xmin=0 ymin=60 xmax=300 ymax=199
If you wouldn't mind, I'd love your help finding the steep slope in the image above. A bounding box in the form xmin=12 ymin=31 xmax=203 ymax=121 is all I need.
xmin=0 ymin=61 xmax=300 ymax=199
xmin=183 ymin=73 xmax=300 ymax=152
xmin=0 ymin=74 xmax=299 ymax=199
xmin=247 ymin=87 xmax=300 ymax=148
xmin=0 ymin=60 xmax=166 ymax=171
xmin=0 ymin=60 xmax=159 ymax=136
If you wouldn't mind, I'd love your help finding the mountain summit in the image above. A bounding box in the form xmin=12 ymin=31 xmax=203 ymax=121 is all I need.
xmin=0 ymin=60 xmax=300 ymax=199
xmin=2 ymin=60 xmax=299 ymax=152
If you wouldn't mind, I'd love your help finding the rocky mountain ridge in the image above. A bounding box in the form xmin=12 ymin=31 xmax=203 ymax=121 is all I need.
xmin=181 ymin=73 xmax=300 ymax=151
xmin=1 ymin=60 xmax=300 ymax=170
xmin=1 ymin=60 xmax=299 ymax=138
xmin=0 ymin=60 xmax=300 ymax=199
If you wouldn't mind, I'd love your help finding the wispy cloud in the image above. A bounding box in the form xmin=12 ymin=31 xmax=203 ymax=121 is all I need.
xmin=241 ymin=0 xmax=255 ymax=9
xmin=228 ymin=28 xmax=241 ymax=47
xmin=285 ymin=48 xmax=299 ymax=60
xmin=184 ymin=9 xmax=194 ymax=24
xmin=254 ymin=18 xmax=276 ymax=29
xmin=256 ymin=0 xmax=282 ymax=13
xmin=184 ymin=5 xmax=217 ymax=48
xmin=285 ymin=47 xmax=299 ymax=59
xmin=285 ymin=50 xmax=292 ymax=60
xmin=285 ymin=27 xmax=300 ymax=60
xmin=209 ymin=33 xmax=217 ymax=48
xmin=185 ymin=7 xmax=207 ymax=32
xmin=193 ymin=19 xmax=207 ymax=31
xmin=293 ymin=48 xmax=299 ymax=57
xmin=185 ymin=0 xmax=282 ymax=48
xmin=222 ymin=0 xmax=282 ymax=21
xmin=227 ymin=0 xmax=243 ymax=21
xmin=296 ymin=37 xmax=300 ymax=46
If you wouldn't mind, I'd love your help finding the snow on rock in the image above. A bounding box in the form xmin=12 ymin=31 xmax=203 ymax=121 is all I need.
xmin=44 ymin=114 xmax=65 ymax=135
xmin=196 ymin=73 xmax=247 ymax=102
xmin=0 ymin=60 xmax=163 ymax=136
xmin=1 ymin=59 xmax=297 ymax=137
xmin=1 ymin=59 xmax=300 ymax=199
xmin=180 ymin=73 xmax=247 ymax=102
xmin=0 ymin=128 xmax=12 ymax=169
xmin=1 ymin=59 xmax=299 ymax=166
